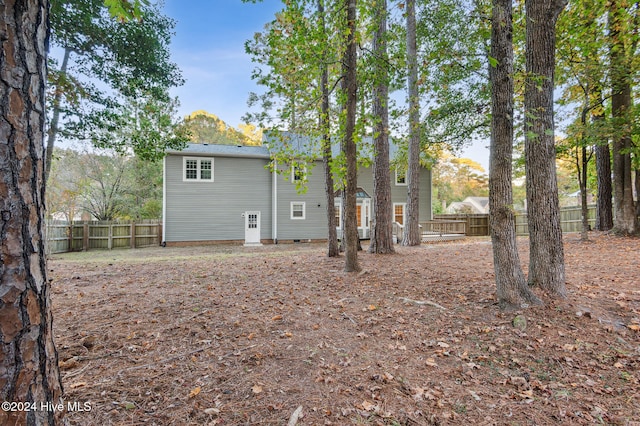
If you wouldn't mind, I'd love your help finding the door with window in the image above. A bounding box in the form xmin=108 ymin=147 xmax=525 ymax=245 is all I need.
xmin=244 ymin=211 xmax=261 ymax=245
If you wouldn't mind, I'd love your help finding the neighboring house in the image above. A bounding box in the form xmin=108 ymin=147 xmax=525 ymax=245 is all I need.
xmin=445 ymin=196 xmax=489 ymax=214
xmin=162 ymin=142 xmax=432 ymax=245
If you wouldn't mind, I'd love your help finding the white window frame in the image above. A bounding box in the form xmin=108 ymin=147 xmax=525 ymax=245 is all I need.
xmin=393 ymin=203 xmax=406 ymax=225
xmin=290 ymin=201 xmax=306 ymax=220
xmin=183 ymin=157 xmax=214 ymax=182
xmin=291 ymin=163 xmax=307 ymax=183
xmin=334 ymin=200 xmax=343 ymax=229
xmin=395 ymin=168 xmax=407 ymax=186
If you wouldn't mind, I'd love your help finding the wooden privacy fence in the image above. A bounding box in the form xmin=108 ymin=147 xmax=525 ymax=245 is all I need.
xmin=436 ymin=205 xmax=597 ymax=237
xmin=515 ymin=205 xmax=596 ymax=235
xmin=46 ymin=220 xmax=162 ymax=254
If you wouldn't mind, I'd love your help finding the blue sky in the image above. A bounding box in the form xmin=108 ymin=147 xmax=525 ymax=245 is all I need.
xmin=163 ymin=0 xmax=282 ymax=127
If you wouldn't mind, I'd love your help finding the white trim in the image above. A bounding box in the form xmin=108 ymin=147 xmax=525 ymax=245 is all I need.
xmin=395 ymin=168 xmax=407 ymax=186
xmin=162 ymin=156 xmax=167 ymax=243
xmin=290 ymin=201 xmax=306 ymax=220
xmin=272 ymin=160 xmax=278 ymax=242
xmin=183 ymin=157 xmax=214 ymax=182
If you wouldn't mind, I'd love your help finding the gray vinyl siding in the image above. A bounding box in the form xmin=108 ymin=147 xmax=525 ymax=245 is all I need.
xmin=275 ymin=160 xmax=328 ymax=240
xmin=164 ymin=154 xmax=272 ymax=242
xmin=386 ymin=167 xmax=432 ymax=221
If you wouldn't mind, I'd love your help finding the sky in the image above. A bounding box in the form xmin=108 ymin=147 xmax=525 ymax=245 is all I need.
xmin=161 ymin=0 xmax=489 ymax=171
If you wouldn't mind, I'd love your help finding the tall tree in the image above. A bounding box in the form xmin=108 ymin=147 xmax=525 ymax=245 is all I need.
xmin=593 ymin=88 xmax=614 ymax=231
xmin=368 ymin=0 xmax=395 ymax=254
xmin=47 ymin=0 xmax=185 ymax=177
xmin=341 ymin=0 xmax=361 ymax=272
xmin=402 ymin=0 xmax=421 ymax=246
xmin=0 ymin=3 xmax=146 ymax=424
xmin=318 ymin=0 xmax=340 ymax=257
xmin=0 ymin=2 xmax=64 ymax=425
xmin=489 ymin=0 xmax=543 ymax=309
xmin=523 ymin=0 xmax=567 ymax=297
xmin=608 ymin=0 xmax=638 ymax=235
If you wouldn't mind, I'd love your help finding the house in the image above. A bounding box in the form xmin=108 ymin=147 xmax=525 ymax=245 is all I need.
xmin=162 ymin=142 xmax=432 ymax=246
xmin=445 ymin=196 xmax=489 ymax=214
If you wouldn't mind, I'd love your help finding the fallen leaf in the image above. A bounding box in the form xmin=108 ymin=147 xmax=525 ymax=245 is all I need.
xmin=252 ymin=384 xmax=263 ymax=394
xmin=361 ymin=400 xmax=376 ymax=411
xmin=69 ymin=382 xmax=87 ymax=389
xmin=188 ymin=386 xmax=201 ymax=398
xmin=272 ymin=315 xmax=283 ymax=321
xmin=425 ymin=358 xmax=438 ymax=367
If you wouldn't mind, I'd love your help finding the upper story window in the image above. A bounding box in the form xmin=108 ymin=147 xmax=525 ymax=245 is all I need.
xmin=395 ymin=168 xmax=407 ymax=186
xmin=291 ymin=163 xmax=307 ymax=183
xmin=184 ymin=157 xmax=214 ymax=182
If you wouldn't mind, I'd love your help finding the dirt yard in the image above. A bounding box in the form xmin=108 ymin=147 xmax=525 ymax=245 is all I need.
xmin=49 ymin=232 xmax=639 ymax=425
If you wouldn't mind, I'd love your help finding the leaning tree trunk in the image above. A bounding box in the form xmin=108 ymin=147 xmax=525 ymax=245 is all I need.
xmin=341 ymin=0 xmax=360 ymax=272
xmin=0 ymin=1 xmax=65 ymax=425
xmin=402 ymin=0 xmax=421 ymax=247
xmin=45 ymin=46 xmax=71 ymax=182
xmin=489 ymin=0 xmax=542 ymax=309
xmin=369 ymin=0 xmax=394 ymax=255
xmin=524 ymin=0 xmax=567 ymax=297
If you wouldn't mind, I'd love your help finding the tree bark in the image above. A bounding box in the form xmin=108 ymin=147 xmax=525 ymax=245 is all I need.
xmin=593 ymin=88 xmax=613 ymax=231
xmin=608 ymin=0 xmax=638 ymax=235
xmin=524 ymin=0 xmax=567 ymax=298
xmin=489 ymin=0 xmax=542 ymax=309
xmin=402 ymin=0 xmax=421 ymax=247
xmin=318 ymin=0 xmax=339 ymax=257
xmin=369 ymin=0 xmax=394 ymax=255
xmin=342 ymin=0 xmax=360 ymax=272
xmin=0 ymin=1 xmax=65 ymax=425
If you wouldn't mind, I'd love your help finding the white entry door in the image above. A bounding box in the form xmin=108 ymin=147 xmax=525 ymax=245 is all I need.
xmin=244 ymin=211 xmax=262 ymax=246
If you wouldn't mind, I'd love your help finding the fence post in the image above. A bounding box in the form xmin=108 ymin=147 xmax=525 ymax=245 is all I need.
xmin=158 ymin=223 xmax=163 ymax=246
xmin=130 ymin=221 xmax=136 ymax=249
xmin=68 ymin=223 xmax=73 ymax=253
xmin=108 ymin=223 xmax=113 ymax=250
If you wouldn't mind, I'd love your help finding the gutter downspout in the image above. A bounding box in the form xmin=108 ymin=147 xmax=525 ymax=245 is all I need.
xmin=272 ymin=160 xmax=278 ymax=244
xmin=162 ymin=156 xmax=167 ymax=245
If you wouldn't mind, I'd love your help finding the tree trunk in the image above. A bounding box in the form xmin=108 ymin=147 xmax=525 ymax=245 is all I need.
xmin=489 ymin=0 xmax=542 ymax=309
xmin=342 ymin=0 xmax=360 ymax=272
xmin=579 ymin=144 xmax=590 ymax=241
xmin=45 ymin=46 xmax=71 ymax=183
xmin=318 ymin=0 xmax=339 ymax=257
xmin=524 ymin=0 xmax=567 ymax=297
xmin=593 ymin=89 xmax=613 ymax=231
xmin=0 ymin=1 xmax=65 ymax=425
xmin=369 ymin=0 xmax=394 ymax=255
xmin=609 ymin=0 xmax=638 ymax=235
xmin=402 ymin=0 xmax=421 ymax=247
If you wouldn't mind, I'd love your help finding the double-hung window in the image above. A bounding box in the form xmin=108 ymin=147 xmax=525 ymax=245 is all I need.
xmin=184 ymin=157 xmax=214 ymax=182
xmin=291 ymin=202 xmax=306 ymax=220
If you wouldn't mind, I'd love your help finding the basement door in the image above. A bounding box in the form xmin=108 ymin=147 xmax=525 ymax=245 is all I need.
xmin=244 ymin=211 xmax=262 ymax=246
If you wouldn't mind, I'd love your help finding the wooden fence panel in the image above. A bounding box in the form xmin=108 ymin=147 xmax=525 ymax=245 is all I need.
xmin=514 ymin=205 xmax=596 ymax=235
xmin=46 ymin=220 xmax=161 ymax=253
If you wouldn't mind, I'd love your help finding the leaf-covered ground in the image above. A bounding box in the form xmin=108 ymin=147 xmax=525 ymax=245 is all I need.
xmin=49 ymin=233 xmax=640 ymax=425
